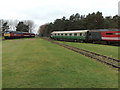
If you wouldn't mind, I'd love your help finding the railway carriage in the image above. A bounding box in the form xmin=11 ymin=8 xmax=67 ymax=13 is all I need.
xmin=51 ymin=30 xmax=88 ymax=42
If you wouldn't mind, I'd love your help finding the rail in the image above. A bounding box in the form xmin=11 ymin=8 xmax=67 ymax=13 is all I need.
xmin=42 ymin=38 xmax=120 ymax=70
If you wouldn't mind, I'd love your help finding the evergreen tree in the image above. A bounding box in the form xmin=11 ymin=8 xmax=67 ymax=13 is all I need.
xmin=85 ymin=12 xmax=104 ymax=29
xmin=38 ymin=12 xmax=119 ymax=37
xmin=16 ymin=22 xmax=29 ymax=32
xmin=2 ymin=22 xmax=9 ymax=31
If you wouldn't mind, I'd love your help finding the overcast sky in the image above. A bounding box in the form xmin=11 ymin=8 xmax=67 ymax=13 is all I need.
xmin=0 ymin=0 xmax=119 ymax=33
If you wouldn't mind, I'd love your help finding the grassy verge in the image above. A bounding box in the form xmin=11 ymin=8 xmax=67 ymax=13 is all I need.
xmin=3 ymin=38 xmax=118 ymax=88
xmin=58 ymin=41 xmax=119 ymax=59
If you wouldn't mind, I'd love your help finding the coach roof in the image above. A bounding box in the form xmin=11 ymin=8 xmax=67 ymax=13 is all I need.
xmin=51 ymin=30 xmax=88 ymax=34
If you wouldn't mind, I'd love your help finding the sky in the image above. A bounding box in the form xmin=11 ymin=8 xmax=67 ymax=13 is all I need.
xmin=0 ymin=0 xmax=119 ymax=33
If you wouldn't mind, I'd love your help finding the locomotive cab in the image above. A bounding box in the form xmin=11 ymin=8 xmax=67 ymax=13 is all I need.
xmin=4 ymin=31 xmax=11 ymax=39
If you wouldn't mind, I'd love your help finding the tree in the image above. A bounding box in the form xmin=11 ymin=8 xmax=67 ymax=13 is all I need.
xmin=69 ymin=13 xmax=86 ymax=30
xmin=38 ymin=24 xmax=47 ymax=36
xmin=53 ymin=19 xmax=64 ymax=30
xmin=103 ymin=16 xmax=118 ymax=29
xmin=16 ymin=22 xmax=29 ymax=32
xmin=24 ymin=20 xmax=35 ymax=33
xmin=38 ymin=12 xmax=119 ymax=37
xmin=45 ymin=23 xmax=54 ymax=36
xmin=85 ymin=12 xmax=104 ymax=29
xmin=118 ymin=16 xmax=120 ymax=29
xmin=7 ymin=20 xmax=19 ymax=31
xmin=112 ymin=15 xmax=119 ymax=29
xmin=2 ymin=22 xmax=9 ymax=31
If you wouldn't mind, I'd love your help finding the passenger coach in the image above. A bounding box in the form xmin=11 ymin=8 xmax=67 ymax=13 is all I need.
xmin=51 ymin=30 xmax=88 ymax=42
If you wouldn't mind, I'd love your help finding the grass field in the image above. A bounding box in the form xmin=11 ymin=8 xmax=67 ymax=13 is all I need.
xmin=2 ymin=38 xmax=118 ymax=88
xmin=58 ymin=41 xmax=119 ymax=59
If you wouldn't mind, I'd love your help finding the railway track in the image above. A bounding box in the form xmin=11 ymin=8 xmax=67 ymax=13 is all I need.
xmin=42 ymin=37 xmax=120 ymax=70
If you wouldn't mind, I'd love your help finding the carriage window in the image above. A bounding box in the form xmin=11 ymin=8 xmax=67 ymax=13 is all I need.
xmin=74 ymin=33 xmax=77 ymax=36
xmin=54 ymin=34 xmax=56 ymax=36
xmin=65 ymin=34 xmax=67 ymax=36
xmin=82 ymin=33 xmax=85 ymax=36
xmin=106 ymin=33 xmax=113 ymax=35
xmin=80 ymin=33 xmax=82 ymax=36
xmin=69 ymin=33 xmax=72 ymax=36
xmin=58 ymin=34 xmax=60 ymax=36
xmin=61 ymin=34 xmax=63 ymax=36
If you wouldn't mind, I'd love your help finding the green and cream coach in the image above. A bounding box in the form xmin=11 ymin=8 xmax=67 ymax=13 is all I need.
xmin=50 ymin=30 xmax=88 ymax=42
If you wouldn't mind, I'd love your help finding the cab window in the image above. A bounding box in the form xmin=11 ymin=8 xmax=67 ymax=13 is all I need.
xmin=5 ymin=32 xmax=10 ymax=34
xmin=106 ymin=33 xmax=113 ymax=35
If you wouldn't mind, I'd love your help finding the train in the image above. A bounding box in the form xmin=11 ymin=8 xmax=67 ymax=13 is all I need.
xmin=50 ymin=30 xmax=120 ymax=45
xmin=4 ymin=31 xmax=35 ymax=39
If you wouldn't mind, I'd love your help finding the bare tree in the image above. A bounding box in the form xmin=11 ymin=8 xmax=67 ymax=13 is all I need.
xmin=37 ymin=24 xmax=47 ymax=36
xmin=8 ymin=20 xmax=19 ymax=31
xmin=24 ymin=20 xmax=35 ymax=33
xmin=0 ymin=19 xmax=7 ymax=31
xmin=37 ymin=26 xmax=41 ymax=35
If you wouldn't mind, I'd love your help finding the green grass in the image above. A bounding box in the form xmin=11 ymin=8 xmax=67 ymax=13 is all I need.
xmin=2 ymin=38 xmax=118 ymax=88
xmin=58 ymin=41 xmax=119 ymax=59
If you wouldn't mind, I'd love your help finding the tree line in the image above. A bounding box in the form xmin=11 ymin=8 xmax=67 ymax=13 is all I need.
xmin=38 ymin=11 xmax=120 ymax=37
xmin=0 ymin=19 xmax=35 ymax=33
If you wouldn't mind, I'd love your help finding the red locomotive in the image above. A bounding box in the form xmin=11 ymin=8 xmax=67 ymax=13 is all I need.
xmin=87 ymin=30 xmax=120 ymax=45
xmin=101 ymin=31 xmax=120 ymax=41
xmin=4 ymin=31 xmax=35 ymax=39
